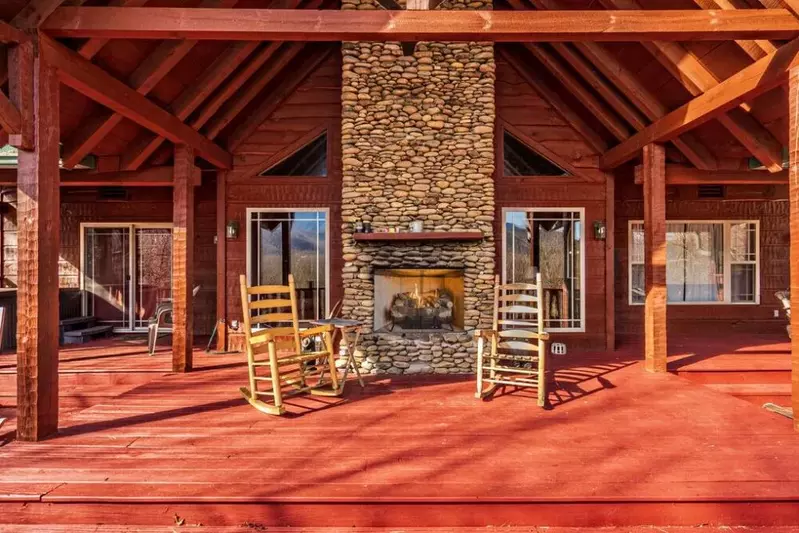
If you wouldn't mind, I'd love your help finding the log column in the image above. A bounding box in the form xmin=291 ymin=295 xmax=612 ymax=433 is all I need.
xmin=172 ymin=144 xmax=195 ymax=372
xmin=642 ymin=143 xmax=668 ymax=373
xmin=789 ymin=67 xmax=799 ymax=431
xmin=13 ymin=38 xmax=61 ymax=441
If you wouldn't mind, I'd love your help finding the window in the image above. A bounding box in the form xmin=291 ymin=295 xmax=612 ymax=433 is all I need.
xmin=629 ymin=221 xmax=759 ymax=305
xmin=503 ymin=131 xmax=569 ymax=177
xmin=503 ymin=209 xmax=584 ymax=331
xmin=247 ymin=209 xmax=328 ymax=322
xmin=260 ymin=132 xmax=327 ymax=177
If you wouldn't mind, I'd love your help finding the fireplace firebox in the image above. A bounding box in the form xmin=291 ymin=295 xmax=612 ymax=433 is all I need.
xmin=374 ymin=268 xmax=465 ymax=333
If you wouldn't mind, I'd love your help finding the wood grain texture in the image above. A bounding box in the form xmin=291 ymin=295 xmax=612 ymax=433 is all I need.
xmin=0 ymin=166 xmax=179 ymax=186
xmin=605 ymin=173 xmax=615 ymax=352
xmin=216 ymin=171 xmax=227 ymax=352
xmin=172 ymin=145 xmax=195 ymax=373
xmin=14 ymin=40 xmax=61 ymax=441
xmin=38 ymin=35 xmax=231 ymax=169
xmin=632 ymin=166 xmax=788 ymax=185
xmin=9 ymin=40 xmax=35 ymax=151
xmin=788 ymin=66 xmax=799 ymax=431
xmin=42 ymin=7 xmax=799 ymax=41
xmin=601 ymin=37 xmax=799 ymax=169
xmin=642 ymin=144 xmax=668 ymax=373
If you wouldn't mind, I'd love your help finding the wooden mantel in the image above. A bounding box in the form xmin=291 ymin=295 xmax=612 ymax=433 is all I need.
xmin=353 ymin=231 xmax=484 ymax=242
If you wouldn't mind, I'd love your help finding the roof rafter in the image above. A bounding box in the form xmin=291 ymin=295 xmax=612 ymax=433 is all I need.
xmin=61 ymin=0 xmax=241 ymax=169
xmin=227 ymin=46 xmax=333 ymax=152
xmin=40 ymin=34 xmax=231 ymax=168
xmin=41 ymin=7 xmax=799 ymax=41
xmin=12 ymin=0 xmax=74 ymax=29
xmin=517 ymin=0 xmax=717 ymax=170
xmin=522 ymin=43 xmax=631 ymax=142
xmin=600 ymin=37 xmax=799 ymax=169
xmin=500 ymin=48 xmax=608 ymax=154
xmin=693 ymin=0 xmax=777 ymax=60
xmin=0 ymin=90 xmax=22 ymax=136
xmin=633 ymin=165 xmax=787 ymax=185
xmin=599 ymin=0 xmax=786 ymax=173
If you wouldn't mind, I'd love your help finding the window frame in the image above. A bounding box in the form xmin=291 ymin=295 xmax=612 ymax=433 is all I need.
xmin=627 ymin=219 xmax=760 ymax=306
xmin=501 ymin=207 xmax=586 ymax=333
xmin=245 ymin=207 xmax=331 ymax=322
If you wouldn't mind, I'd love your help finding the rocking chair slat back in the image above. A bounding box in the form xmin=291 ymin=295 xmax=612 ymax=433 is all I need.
xmin=477 ymin=273 xmax=549 ymax=408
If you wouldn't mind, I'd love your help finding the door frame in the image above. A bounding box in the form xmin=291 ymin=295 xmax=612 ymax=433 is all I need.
xmin=79 ymin=222 xmax=173 ymax=332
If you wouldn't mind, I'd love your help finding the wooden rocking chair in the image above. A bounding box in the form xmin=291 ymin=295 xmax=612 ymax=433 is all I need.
xmin=239 ymin=274 xmax=340 ymax=416
xmin=475 ymin=273 xmax=550 ymax=408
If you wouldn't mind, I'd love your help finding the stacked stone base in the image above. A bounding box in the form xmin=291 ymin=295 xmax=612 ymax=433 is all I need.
xmin=358 ymin=332 xmax=474 ymax=375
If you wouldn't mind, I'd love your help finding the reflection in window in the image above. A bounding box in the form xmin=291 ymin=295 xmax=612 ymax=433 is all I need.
xmin=629 ymin=221 xmax=758 ymax=304
xmin=260 ymin=132 xmax=327 ymax=177
xmin=504 ymin=210 xmax=583 ymax=330
xmin=503 ymin=131 xmax=569 ymax=177
xmin=249 ymin=210 xmax=327 ymax=321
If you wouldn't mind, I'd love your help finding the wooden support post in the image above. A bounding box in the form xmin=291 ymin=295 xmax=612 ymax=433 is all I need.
xmin=172 ymin=144 xmax=194 ymax=372
xmin=788 ymin=67 xmax=799 ymax=430
xmin=215 ymin=171 xmax=227 ymax=352
xmin=605 ymin=173 xmax=615 ymax=352
xmin=14 ymin=37 xmax=61 ymax=441
xmin=642 ymin=143 xmax=668 ymax=373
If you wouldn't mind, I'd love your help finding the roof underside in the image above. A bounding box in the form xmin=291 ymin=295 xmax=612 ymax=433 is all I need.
xmin=0 ymin=0 xmax=793 ymax=172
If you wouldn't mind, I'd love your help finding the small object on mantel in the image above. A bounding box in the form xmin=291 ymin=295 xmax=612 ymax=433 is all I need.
xmin=353 ymin=231 xmax=484 ymax=242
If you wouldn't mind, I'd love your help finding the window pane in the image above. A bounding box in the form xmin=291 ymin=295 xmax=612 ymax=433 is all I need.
xmin=631 ymin=264 xmax=645 ymax=304
xmin=731 ymin=264 xmax=756 ymax=302
xmin=251 ymin=211 xmax=327 ymax=321
xmin=504 ymin=210 xmax=582 ymax=329
xmin=665 ymin=223 xmax=723 ymax=303
xmin=730 ymin=222 xmax=757 ymax=262
xmin=630 ymin=223 xmax=644 ymax=263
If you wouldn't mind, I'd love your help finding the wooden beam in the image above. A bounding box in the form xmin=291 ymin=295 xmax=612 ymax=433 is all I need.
xmin=13 ymin=0 xmax=68 ymax=29
xmin=206 ymin=42 xmax=305 ymax=140
xmin=42 ymin=7 xmax=799 ymax=41
xmin=789 ymin=65 xmax=799 ymax=431
xmin=633 ymin=165 xmax=788 ymax=185
xmin=0 ymin=166 xmax=196 ymax=186
xmin=642 ymin=144 xmax=668 ymax=374
xmin=0 ymin=90 xmax=22 ymax=136
xmin=62 ymin=0 xmax=241 ymax=170
xmin=599 ymin=0 xmax=785 ymax=173
xmin=172 ymin=144 xmax=195 ymax=373
xmin=120 ymin=41 xmax=258 ymax=171
xmin=9 ymin=40 xmax=35 ymax=150
xmin=227 ymin=46 xmax=331 ymax=152
xmin=15 ymin=38 xmax=61 ymax=441
xmin=500 ymin=49 xmax=608 ymax=153
xmin=76 ymin=0 xmax=150 ymax=61
xmin=600 ymin=37 xmax=799 ymax=169
xmin=783 ymin=0 xmax=799 ymax=17
xmin=0 ymin=22 xmax=27 ymax=44
xmin=215 ymin=171 xmax=227 ymax=352
xmin=605 ymin=174 xmax=615 ymax=352
xmin=693 ymin=0 xmax=777 ymax=60
xmin=39 ymin=35 xmax=231 ymax=169
xmin=517 ymin=0 xmax=716 ymax=170
xmin=523 ymin=44 xmax=630 ymax=142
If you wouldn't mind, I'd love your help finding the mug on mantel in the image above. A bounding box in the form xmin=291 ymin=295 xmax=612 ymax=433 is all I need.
xmin=409 ymin=220 xmax=424 ymax=233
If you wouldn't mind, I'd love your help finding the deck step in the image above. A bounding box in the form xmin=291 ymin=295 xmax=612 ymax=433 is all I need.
xmin=62 ymin=325 xmax=114 ymax=345
xmin=704 ymin=383 xmax=792 ymax=406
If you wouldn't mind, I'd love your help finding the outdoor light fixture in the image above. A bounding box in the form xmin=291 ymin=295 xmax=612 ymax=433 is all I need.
xmin=226 ymin=220 xmax=240 ymax=240
xmin=593 ymin=220 xmax=606 ymax=241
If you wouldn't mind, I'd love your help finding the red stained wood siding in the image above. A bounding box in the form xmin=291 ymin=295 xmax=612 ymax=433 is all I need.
xmin=495 ymin=55 xmax=611 ymax=351
xmin=223 ymin=52 xmax=342 ymax=326
xmin=614 ymin=173 xmax=790 ymax=344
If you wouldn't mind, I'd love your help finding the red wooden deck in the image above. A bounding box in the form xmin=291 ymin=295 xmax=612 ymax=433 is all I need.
xmin=0 ymin=333 xmax=797 ymax=529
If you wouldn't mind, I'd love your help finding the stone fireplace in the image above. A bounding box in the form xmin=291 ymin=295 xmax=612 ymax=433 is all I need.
xmin=340 ymin=0 xmax=495 ymax=374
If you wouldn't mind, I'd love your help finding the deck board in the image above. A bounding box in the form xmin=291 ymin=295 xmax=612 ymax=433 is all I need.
xmin=0 ymin=334 xmax=797 ymax=527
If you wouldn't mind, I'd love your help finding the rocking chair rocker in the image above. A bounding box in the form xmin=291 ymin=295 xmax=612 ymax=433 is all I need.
xmin=239 ymin=274 xmax=340 ymax=416
xmin=475 ymin=273 xmax=550 ymax=408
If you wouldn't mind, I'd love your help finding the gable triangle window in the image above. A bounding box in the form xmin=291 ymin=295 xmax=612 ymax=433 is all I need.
xmin=260 ymin=131 xmax=328 ymax=177
xmin=503 ymin=130 xmax=569 ymax=177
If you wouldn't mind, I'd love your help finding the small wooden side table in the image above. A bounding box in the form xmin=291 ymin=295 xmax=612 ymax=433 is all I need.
xmin=310 ymin=318 xmax=366 ymax=393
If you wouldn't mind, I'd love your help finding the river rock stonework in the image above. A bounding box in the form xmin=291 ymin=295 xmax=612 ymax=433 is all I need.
xmin=340 ymin=0 xmax=496 ymax=375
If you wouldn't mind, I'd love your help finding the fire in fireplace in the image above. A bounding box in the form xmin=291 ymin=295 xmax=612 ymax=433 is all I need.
xmin=374 ymin=268 xmax=465 ymax=333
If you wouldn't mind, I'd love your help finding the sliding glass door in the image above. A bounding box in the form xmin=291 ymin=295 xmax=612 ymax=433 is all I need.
xmin=82 ymin=224 xmax=172 ymax=331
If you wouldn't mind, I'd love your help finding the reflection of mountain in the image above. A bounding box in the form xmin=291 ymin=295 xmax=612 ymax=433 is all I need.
xmin=259 ymin=222 xmax=324 ymax=252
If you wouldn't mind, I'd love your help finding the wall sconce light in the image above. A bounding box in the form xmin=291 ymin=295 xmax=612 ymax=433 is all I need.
xmin=226 ymin=220 xmax=239 ymax=240
xmin=593 ymin=220 xmax=606 ymax=241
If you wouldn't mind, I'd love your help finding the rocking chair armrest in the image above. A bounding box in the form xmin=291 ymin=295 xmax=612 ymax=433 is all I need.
xmin=474 ymin=329 xmax=498 ymax=340
xmin=531 ymin=331 xmax=551 ymax=341
xmin=298 ymin=324 xmax=335 ymax=338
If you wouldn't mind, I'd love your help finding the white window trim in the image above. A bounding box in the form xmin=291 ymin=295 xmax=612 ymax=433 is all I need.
xmin=501 ymin=207 xmax=586 ymax=333
xmin=627 ymin=219 xmax=760 ymax=306
xmin=245 ymin=207 xmax=331 ymax=320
